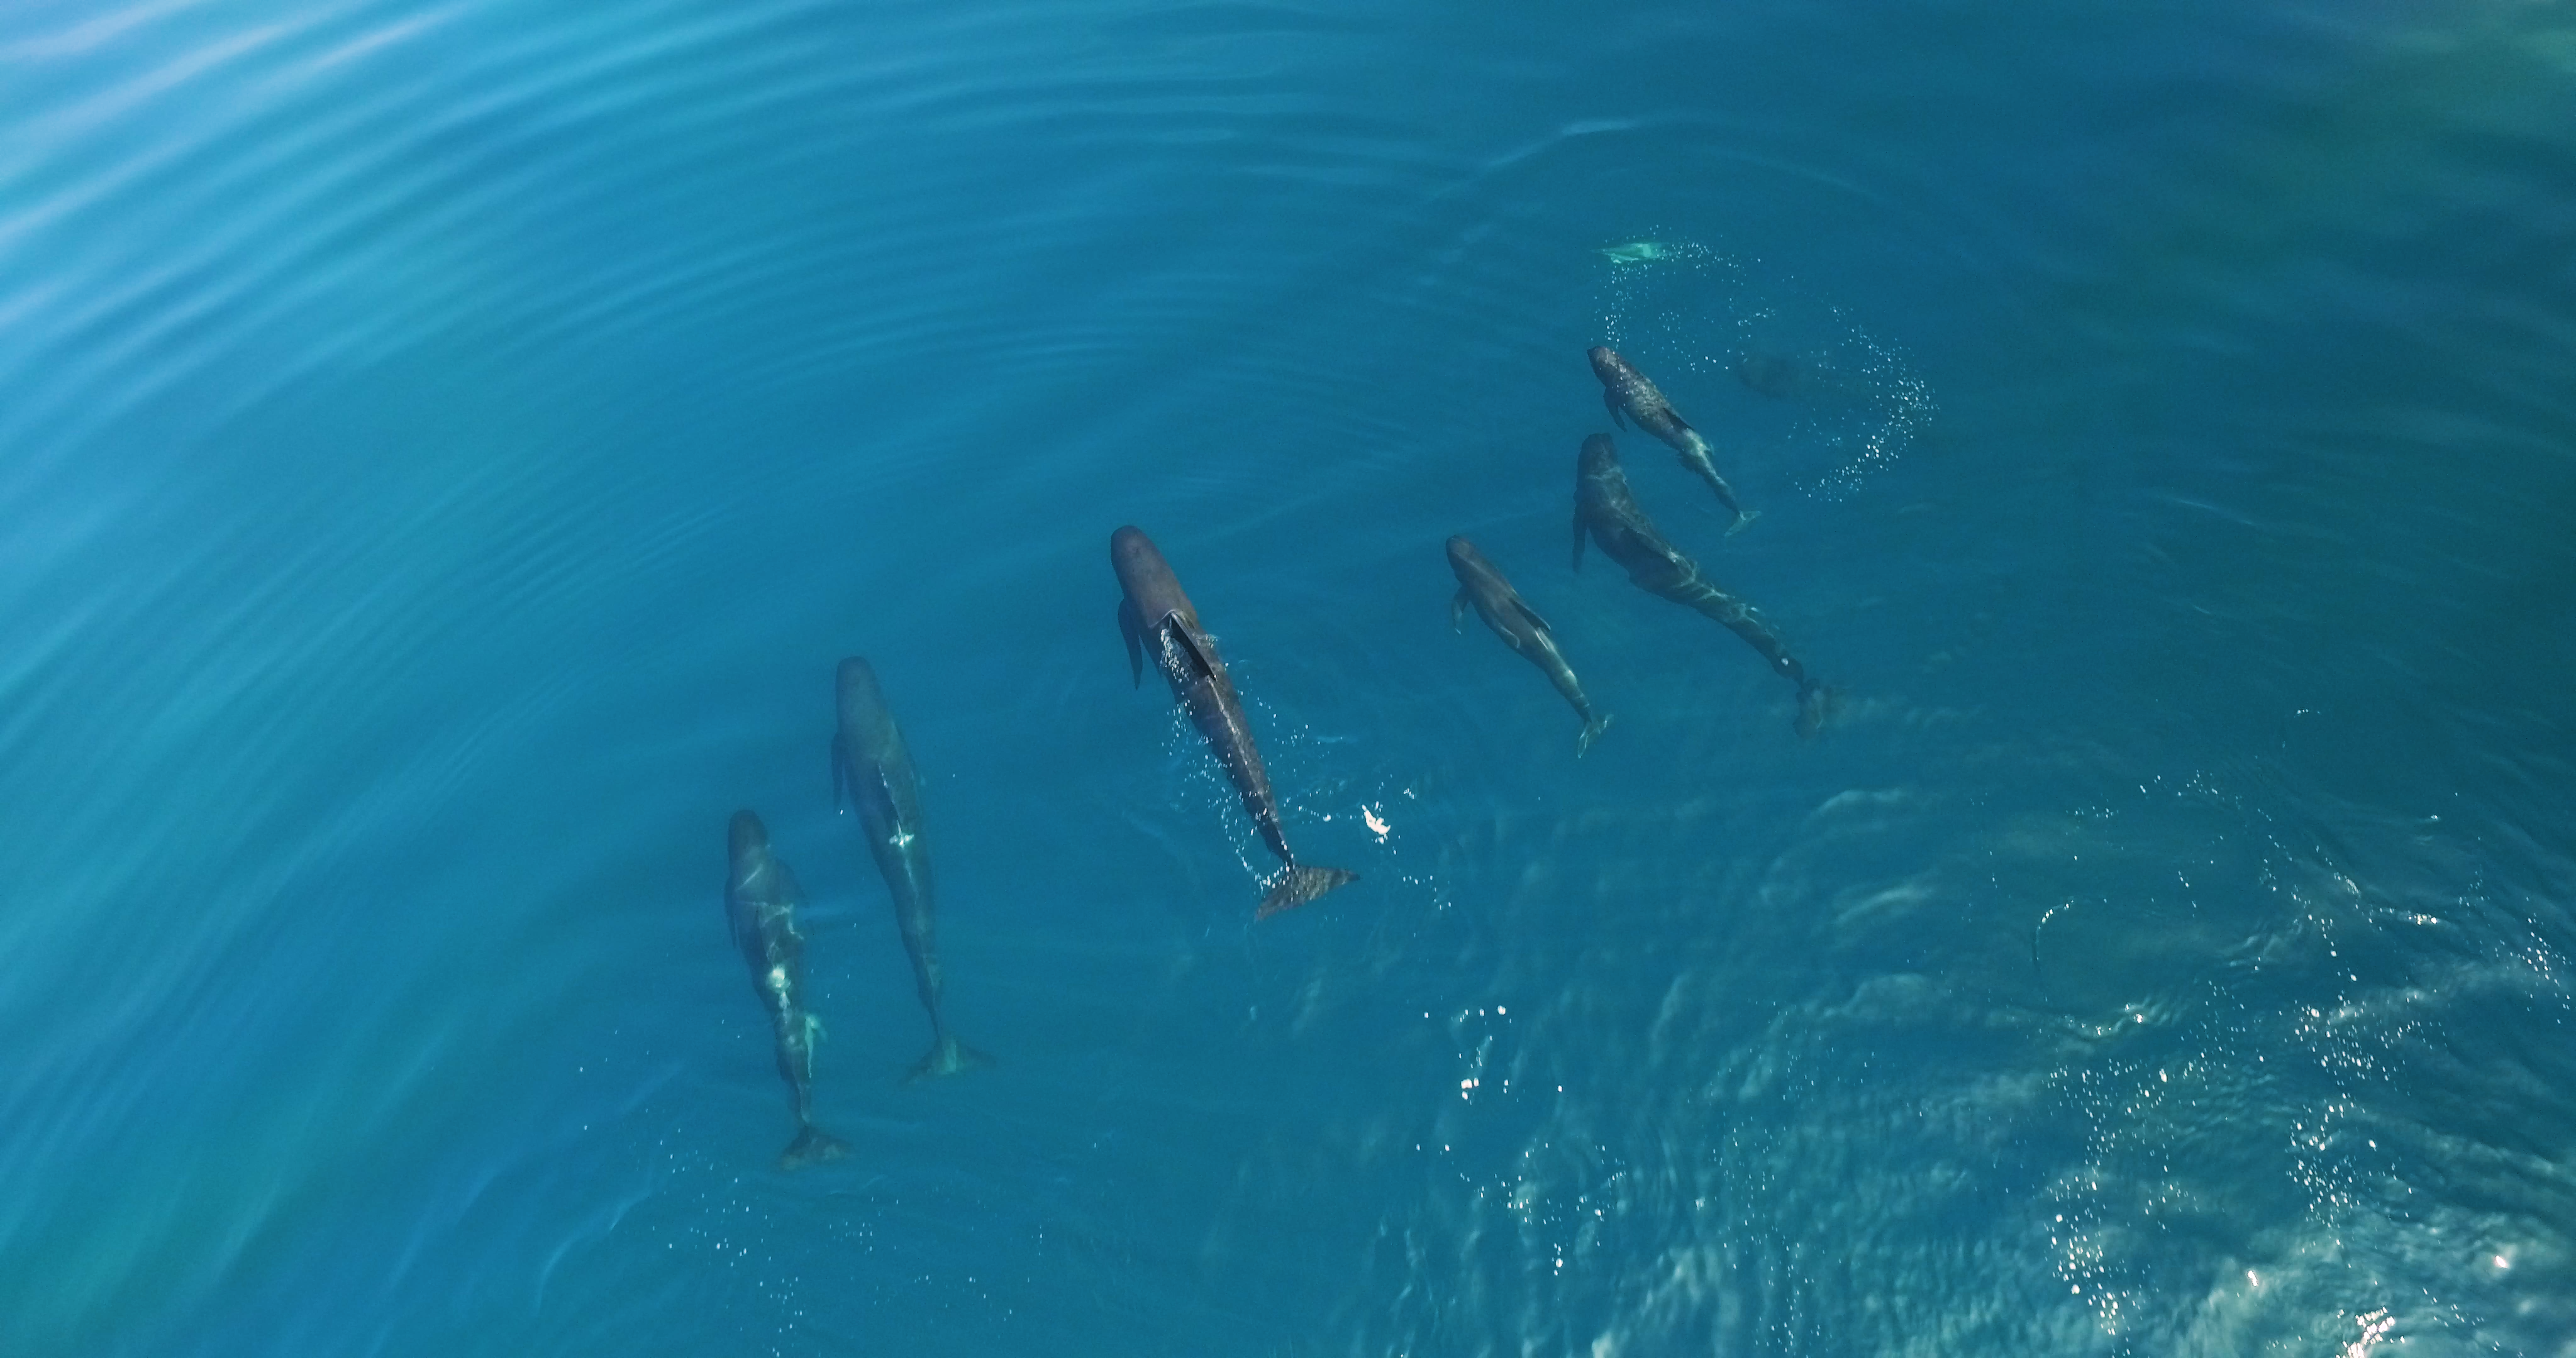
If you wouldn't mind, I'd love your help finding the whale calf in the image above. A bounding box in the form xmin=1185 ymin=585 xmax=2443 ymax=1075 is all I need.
xmin=1572 ymin=434 xmax=1832 ymax=736
xmin=1445 ymin=535 xmax=1611 ymax=755
xmin=1588 ymin=345 xmax=1757 ymax=533
xmin=1110 ymin=525 xmax=1357 ymax=918
xmin=833 ymin=657 xmax=990 ymax=1081
xmin=724 ymin=810 xmax=848 ymax=1168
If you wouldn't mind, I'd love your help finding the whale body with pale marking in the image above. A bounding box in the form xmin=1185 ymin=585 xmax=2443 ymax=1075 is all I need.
xmin=1589 ymin=345 xmax=1757 ymax=534
xmin=833 ymin=657 xmax=989 ymax=1081
xmin=724 ymin=810 xmax=847 ymax=1168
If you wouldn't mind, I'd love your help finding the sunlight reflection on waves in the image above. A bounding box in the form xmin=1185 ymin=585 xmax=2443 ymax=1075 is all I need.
xmin=8 ymin=0 xmax=2576 ymax=1354
xmin=1336 ymin=750 xmax=2576 ymax=1355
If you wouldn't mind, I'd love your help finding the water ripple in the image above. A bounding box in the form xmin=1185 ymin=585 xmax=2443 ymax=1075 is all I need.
xmin=6 ymin=1 xmax=2576 ymax=1355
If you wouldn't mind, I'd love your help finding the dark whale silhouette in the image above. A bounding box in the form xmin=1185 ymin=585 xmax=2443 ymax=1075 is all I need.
xmin=1589 ymin=345 xmax=1757 ymax=533
xmin=1111 ymin=525 xmax=1357 ymax=918
xmin=1446 ymin=535 xmax=1611 ymax=754
xmin=1572 ymin=434 xmax=1832 ymax=736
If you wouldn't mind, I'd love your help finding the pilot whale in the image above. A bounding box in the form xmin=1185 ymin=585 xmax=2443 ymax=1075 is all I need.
xmin=1589 ymin=345 xmax=1757 ymax=533
xmin=1572 ymin=434 xmax=1832 ymax=736
xmin=724 ymin=810 xmax=847 ymax=1168
xmin=1111 ymin=525 xmax=1357 ymax=918
xmin=833 ymin=657 xmax=989 ymax=1081
xmin=1446 ymin=535 xmax=1611 ymax=754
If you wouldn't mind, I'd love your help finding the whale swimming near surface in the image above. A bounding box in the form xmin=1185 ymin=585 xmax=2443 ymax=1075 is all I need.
xmin=1110 ymin=525 xmax=1357 ymax=919
xmin=1587 ymin=345 xmax=1757 ymax=534
xmin=1572 ymin=434 xmax=1833 ymax=736
xmin=833 ymin=657 xmax=990 ymax=1081
xmin=1598 ymin=240 xmax=1673 ymax=265
xmin=1445 ymin=535 xmax=1611 ymax=755
xmin=723 ymin=810 xmax=848 ymax=1169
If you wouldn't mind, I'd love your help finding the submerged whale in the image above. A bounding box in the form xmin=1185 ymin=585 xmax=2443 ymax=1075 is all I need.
xmin=1736 ymin=349 xmax=1872 ymax=406
xmin=1445 ymin=535 xmax=1611 ymax=755
xmin=724 ymin=810 xmax=848 ymax=1168
xmin=1572 ymin=434 xmax=1832 ymax=736
xmin=833 ymin=657 xmax=989 ymax=1081
xmin=1110 ymin=525 xmax=1357 ymax=918
xmin=1588 ymin=345 xmax=1757 ymax=533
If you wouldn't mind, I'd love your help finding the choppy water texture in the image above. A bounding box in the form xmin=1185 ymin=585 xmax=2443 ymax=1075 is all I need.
xmin=4 ymin=2 xmax=2574 ymax=1355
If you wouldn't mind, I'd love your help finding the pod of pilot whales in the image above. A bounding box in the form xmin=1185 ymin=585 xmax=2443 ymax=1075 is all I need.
xmin=722 ymin=346 xmax=1836 ymax=1166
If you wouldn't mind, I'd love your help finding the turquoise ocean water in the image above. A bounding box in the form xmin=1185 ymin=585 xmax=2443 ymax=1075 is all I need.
xmin=5 ymin=2 xmax=2574 ymax=1354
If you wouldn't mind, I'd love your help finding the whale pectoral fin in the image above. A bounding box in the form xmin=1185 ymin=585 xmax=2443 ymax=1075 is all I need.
xmin=1603 ymin=387 xmax=1626 ymax=428
xmin=1163 ymin=612 xmax=1219 ymax=683
xmin=1451 ymin=587 xmax=1470 ymax=634
xmin=1118 ymin=598 xmax=1146 ymax=688
xmin=1511 ymin=597 xmax=1554 ymax=636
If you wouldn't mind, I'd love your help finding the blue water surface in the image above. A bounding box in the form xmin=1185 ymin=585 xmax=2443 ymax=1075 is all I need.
xmin=5 ymin=1 xmax=2574 ymax=1354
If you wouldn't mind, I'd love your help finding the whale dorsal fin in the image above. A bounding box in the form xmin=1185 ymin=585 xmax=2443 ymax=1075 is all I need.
xmin=1511 ymin=597 xmax=1553 ymax=635
xmin=1161 ymin=611 xmax=1219 ymax=682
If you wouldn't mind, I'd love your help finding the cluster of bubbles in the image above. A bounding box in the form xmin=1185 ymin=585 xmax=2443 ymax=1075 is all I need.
xmin=1595 ymin=237 xmax=1936 ymax=502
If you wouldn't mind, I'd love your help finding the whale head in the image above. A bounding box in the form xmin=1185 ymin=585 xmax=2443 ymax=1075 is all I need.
xmin=1110 ymin=524 xmax=1188 ymax=614
xmin=834 ymin=656 xmax=889 ymax=729
xmin=1579 ymin=433 xmax=1621 ymax=475
xmin=1109 ymin=525 xmax=1163 ymax=575
xmin=728 ymin=809 xmax=769 ymax=862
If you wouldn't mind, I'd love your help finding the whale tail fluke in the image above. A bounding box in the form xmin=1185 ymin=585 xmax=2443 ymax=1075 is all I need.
xmin=780 ymin=1122 xmax=848 ymax=1170
xmin=1576 ymin=713 xmax=1614 ymax=757
xmin=1258 ymin=864 xmax=1358 ymax=919
xmin=1724 ymin=507 xmax=1762 ymax=536
xmin=908 ymin=1032 xmax=995 ymax=1083
xmin=1795 ymin=682 xmax=1838 ymax=739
